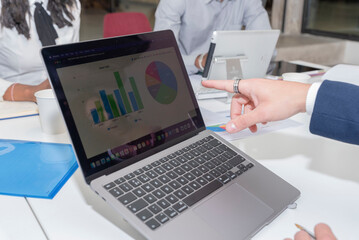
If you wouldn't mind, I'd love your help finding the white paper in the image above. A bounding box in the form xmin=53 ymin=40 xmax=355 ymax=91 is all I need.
xmin=0 ymin=101 xmax=38 ymax=120
xmin=322 ymin=64 xmax=359 ymax=86
xmin=200 ymin=107 xmax=301 ymax=141
xmin=211 ymin=119 xmax=301 ymax=141
xmin=200 ymin=108 xmax=230 ymax=126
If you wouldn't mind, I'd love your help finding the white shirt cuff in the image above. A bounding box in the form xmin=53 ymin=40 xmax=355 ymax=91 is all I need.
xmin=306 ymin=82 xmax=322 ymax=115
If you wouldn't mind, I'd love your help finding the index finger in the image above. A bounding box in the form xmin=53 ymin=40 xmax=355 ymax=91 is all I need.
xmin=314 ymin=223 xmax=336 ymax=240
xmin=201 ymin=80 xmax=235 ymax=93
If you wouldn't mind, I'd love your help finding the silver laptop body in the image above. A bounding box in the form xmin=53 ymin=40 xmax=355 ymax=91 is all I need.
xmin=42 ymin=30 xmax=300 ymax=240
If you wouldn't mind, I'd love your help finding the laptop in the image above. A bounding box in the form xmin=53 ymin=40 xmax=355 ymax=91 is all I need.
xmin=196 ymin=30 xmax=279 ymax=100
xmin=41 ymin=30 xmax=300 ymax=240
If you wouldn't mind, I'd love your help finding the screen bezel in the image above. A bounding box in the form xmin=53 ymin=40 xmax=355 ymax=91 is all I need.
xmin=41 ymin=30 xmax=205 ymax=184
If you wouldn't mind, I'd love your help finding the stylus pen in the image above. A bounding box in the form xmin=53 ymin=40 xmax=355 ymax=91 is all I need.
xmin=295 ymin=224 xmax=316 ymax=239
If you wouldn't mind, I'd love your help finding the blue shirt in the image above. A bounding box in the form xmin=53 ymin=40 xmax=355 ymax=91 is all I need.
xmin=154 ymin=0 xmax=271 ymax=74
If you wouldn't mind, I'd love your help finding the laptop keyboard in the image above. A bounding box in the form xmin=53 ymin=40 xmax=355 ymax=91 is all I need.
xmin=103 ymin=135 xmax=254 ymax=230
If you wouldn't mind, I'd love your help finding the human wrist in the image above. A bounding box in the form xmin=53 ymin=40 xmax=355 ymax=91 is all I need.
xmin=10 ymin=83 xmax=18 ymax=101
xmin=3 ymin=83 xmax=21 ymax=101
xmin=3 ymin=83 xmax=42 ymax=102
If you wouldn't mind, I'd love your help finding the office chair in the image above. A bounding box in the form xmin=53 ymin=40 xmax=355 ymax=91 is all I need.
xmin=103 ymin=12 xmax=152 ymax=38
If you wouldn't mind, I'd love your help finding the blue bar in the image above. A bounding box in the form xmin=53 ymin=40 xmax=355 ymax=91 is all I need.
xmin=114 ymin=90 xmax=126 ymax=115
xmin=91 ymin=109 xmax=100 ymax=124
xmin=100 ymin=90 xmax=114 ymax=119
xmin=128 ymin=92 xmax=138 ymax=112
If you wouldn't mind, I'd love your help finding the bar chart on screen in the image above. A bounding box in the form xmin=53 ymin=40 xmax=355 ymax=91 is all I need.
xmin=90 ymin=71 xmax=144 ymax=125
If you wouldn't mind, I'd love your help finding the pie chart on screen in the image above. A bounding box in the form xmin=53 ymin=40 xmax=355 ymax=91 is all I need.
xmin=145 ymin=61 xmax=177 ymax=104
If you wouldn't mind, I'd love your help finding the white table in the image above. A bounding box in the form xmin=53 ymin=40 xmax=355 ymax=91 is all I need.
xmin=1 ymin=65 xmax=359 ymax=239
xmin=0 ymin=116 xmax=50 ymax=240
xmin=0 ymin=195 xmax=46 ymax=240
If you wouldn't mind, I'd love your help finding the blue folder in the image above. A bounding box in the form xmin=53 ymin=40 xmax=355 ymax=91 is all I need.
xmin=0 ymin=139 xmax=78 ymax=199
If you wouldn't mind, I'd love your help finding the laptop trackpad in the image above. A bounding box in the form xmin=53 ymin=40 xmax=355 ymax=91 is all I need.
xmin=194 ymin=183 xmax=274 ymax=239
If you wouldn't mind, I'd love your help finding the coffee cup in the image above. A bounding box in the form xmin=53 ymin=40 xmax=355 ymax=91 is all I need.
xmin=34 ymin=89 xmax=66 ymax=134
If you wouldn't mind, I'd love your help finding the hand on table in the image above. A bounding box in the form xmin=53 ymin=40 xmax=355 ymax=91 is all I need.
xmin=3 ymin=79 xmax=51 ymax=102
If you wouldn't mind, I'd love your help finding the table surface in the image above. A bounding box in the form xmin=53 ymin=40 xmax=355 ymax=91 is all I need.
xmin=1 ymin=63 xmax=359 ymax=240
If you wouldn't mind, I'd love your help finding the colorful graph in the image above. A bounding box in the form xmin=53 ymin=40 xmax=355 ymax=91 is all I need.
xmin=90 ymin=72 xmax=144 ymax=124
xmin=206 ymin=124 xmax=227 ymax=132
xmin=145 ymin=61 xmax=177 ymax=104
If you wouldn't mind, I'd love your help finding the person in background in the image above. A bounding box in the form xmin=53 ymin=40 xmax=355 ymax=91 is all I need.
xmin=154 ymin=0 xmax=271 ymax=74
xmin=203 ymin=77 xmax=359 ymax=239
xmin=0 ymin=0 xmax=81 ymax=102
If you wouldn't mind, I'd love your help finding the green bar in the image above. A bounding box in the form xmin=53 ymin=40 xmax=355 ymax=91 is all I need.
xmin=114 ymin=72 xmax=132 ymax=113
xmin=107 ymin=94 xmax=120 ymax=117
xmin=95 ymin=100 xmax=106 ymax=122
xmin=129 ymin=77 xmax=144 ymax=110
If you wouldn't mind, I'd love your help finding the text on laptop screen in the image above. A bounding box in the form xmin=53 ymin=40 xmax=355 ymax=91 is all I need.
xmin=43 ymin=32 xmax=204 ymax=178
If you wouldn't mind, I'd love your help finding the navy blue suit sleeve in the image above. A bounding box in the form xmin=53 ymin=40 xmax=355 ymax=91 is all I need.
xmin=310 ymin=80 xmax=359 ymax=145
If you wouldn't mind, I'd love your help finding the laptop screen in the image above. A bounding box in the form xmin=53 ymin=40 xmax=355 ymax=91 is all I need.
xmin=42 ymin=31 xmax=205 ymax=181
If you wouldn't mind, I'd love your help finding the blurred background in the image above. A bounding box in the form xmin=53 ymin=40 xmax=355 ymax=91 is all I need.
xmin=80 ymin=0 xmax=359 ymax=66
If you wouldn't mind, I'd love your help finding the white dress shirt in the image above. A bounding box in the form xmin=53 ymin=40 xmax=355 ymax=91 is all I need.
xmin=154 ymin=0 xmax=271 ymax=74
xmin=0 ymin=0 xmax=81 ymax=100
